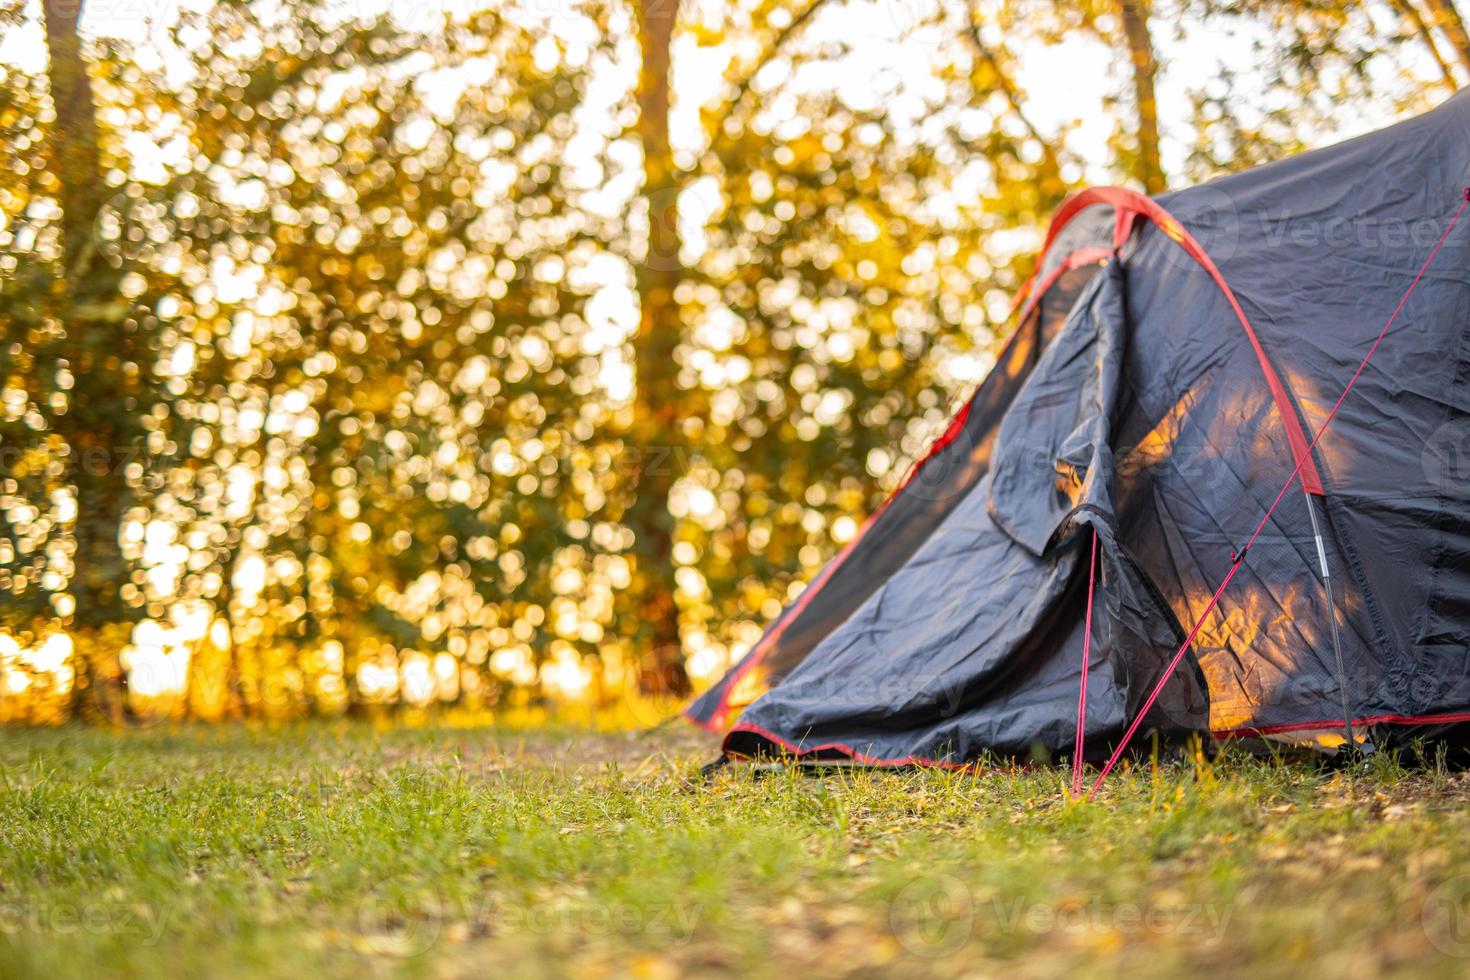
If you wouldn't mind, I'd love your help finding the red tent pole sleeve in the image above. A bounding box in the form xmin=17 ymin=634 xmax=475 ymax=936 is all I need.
xmin=1042 ymin=187 xmax=1325 ymax=495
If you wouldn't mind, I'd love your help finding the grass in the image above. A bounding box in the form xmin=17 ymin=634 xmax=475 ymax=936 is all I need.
xmin=2 ymin=722 xmax=1470 ymax=978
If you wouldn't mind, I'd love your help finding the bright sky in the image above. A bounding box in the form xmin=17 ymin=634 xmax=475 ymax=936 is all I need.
xmin=4 ymin=0 xmax=1442 ymax=184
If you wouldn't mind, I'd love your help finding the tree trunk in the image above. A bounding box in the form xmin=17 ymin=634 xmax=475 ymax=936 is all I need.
xmin=42 ymin=0 xmax=134 ymax=722
xmin=628 ymin=0 xmax=688 ymax=696
xmin=191 ymin=526 xmax=244 ymax=720
xmin=1394 ymin=0 xmax=1461 ymax=86
xmin=1423 ymin=0 xmax=1470 ymax=74
xmin=42 ymin=0 xmax=104 ymax=283
xmin=1118 ymin=0 xmax=1165 ymax=193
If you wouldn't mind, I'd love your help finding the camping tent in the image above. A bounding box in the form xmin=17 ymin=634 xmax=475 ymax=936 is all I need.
xmin=685 ymin=92 xmax=1470 ymax=773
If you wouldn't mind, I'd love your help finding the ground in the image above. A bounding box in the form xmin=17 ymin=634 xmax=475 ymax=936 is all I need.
xmin=3 ymin=721 xmax=1470 ymax=978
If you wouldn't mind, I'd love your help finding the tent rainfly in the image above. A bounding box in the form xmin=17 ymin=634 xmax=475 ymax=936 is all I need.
xmin=685 ymin=93 xmax=1470 ymax=787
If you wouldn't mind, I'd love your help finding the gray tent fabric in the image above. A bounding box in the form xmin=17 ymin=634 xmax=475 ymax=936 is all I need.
xmin=687 ymin=93 xmax=1470 ymax=766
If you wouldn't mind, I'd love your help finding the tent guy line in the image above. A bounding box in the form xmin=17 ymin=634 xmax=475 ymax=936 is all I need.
xmin=1072 ymin=529 xmax=1099 ymax=798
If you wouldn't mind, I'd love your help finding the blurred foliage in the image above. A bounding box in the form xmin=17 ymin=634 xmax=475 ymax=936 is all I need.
xmin=0 ymin=0 xmax=1456 ymax=723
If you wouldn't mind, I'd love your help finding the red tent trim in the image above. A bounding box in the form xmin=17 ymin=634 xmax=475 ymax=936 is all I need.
xmin=1212 ymin=711 xmax=1470 ymax=740
xmin=716 ymin=713 xmax=1470 ymax=770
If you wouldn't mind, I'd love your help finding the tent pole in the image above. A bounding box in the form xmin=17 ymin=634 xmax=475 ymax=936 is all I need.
xmin=1303 ymin=490 xmax=1356 ymax=752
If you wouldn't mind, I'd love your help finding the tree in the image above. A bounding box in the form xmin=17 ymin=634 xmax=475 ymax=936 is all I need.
xmin=1392 ymin=0 xmax=1463 ymax=83
xmin=665 ymin=0 xmax=1078 ymax=686
xmin=3 ymin=0 xmax=1456 ymax=722
xmin=40 ymin=0 xmax=146 ymax=719
xmin=1424 ymin=0 xmax=1470 ymax=72
xmin=627 ymin=0 xmax=689 ymax=695
xmin=158 ymin=0 xmax=624 ymax=715
xmin=1179 ymin=1 xmax=1447 ymax=179
xmin=1118 ymin=0 xmax=1165 ymax=192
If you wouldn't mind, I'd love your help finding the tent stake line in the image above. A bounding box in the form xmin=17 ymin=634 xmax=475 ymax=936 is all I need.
xmin=1072 ymin=529 xmax=1099 ymax=799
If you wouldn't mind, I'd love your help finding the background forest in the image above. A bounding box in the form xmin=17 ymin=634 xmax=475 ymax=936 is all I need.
xmin=0 ymin=0 xmax=1461 ymax=723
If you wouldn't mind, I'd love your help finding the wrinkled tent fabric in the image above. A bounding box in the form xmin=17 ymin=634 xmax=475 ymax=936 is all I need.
xmin=686 ymin=92 xmax=1470 ymax=767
